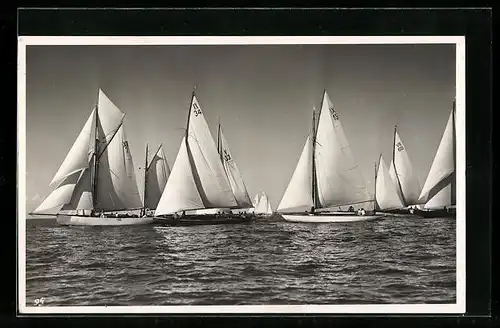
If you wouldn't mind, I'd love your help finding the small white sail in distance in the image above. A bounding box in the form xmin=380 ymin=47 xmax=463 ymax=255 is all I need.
xmin=418 ymin=106 xmax=455 ymax=205
xmin=266 ymin=201 xmax=273 ymax=214
xmin=391 ymin=128 xmax=421 ymax=206
xmin=218 ymin=125 xmax=253 ymax=208
xmin=255 ymin=191 xmax=269 ymax=214
xmin=253 ymin=194 xmax=260 ymax=208
xmin=277 ymin=135 xmax=313 ymax=212
xmin=375 ymin=155 xmax=404 ymax=210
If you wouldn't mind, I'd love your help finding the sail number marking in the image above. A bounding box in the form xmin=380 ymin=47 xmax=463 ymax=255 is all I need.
xmin=329 ymin=107 xmax=339 ymax=120
xmin=193 ymin=102 xmax=203 ymax=117
xmin=223 ymin=149 xmax=232 ymax=162
xmin=396 ymin=142 xmax=404 ymax=152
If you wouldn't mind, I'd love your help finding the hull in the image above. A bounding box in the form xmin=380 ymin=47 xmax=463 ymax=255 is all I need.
xmin=412 ymin=209 xmax=456 ymax=218
xmin=56 ymin=215 xmax=155 ymax=226
xmin=381 ymin=208 xmax=411 ymax=215
xmin=153 ymin=215 xmax=253 ymax=226
xmin=281 ymin=213 xmax=385 ymax=223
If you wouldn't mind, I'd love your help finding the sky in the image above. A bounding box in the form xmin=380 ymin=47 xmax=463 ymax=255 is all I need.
xmin=25 ymin=43 xmax=456 ymax=211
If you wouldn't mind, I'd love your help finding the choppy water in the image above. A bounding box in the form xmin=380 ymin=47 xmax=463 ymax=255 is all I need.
xmin=25 ymin=215 xmax=456 ymax=306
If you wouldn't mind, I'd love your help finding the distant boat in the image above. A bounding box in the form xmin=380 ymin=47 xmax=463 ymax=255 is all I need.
xmin=277 ymin=90 xmax=384 ymax=223
xmin=414 ymin=100 xmax=456 ymax=218
xmin=217 ymin=123 xmax=254 ymax=215
xmin=384 ymin=125 xmax=422 ymax=214
xmin=254 ymin=191 xmax=273 ymax=217
xmin=154 ymin=89 xmax=251 ymax=226
xmin=31 ymin=89 xmax=153 ymax=226
xmin=140 ymin=143 xmax=170 ymax=217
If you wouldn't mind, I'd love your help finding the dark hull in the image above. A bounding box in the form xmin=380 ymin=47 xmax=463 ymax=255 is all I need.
xmin=153 ymin=215 xmax=254 ymax=226
xmin=412 ymin=209 xmax=456 ymax=218
xmin=381 ymin=209 xmax=411 ymax=215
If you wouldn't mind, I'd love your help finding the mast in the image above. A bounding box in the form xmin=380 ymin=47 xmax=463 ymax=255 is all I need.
xmin=217 ymin=120 xmax=223 ymax=163
xmin=374 ymin=156 xmax=379 ymax=210
xmin=311 ymin=107 xmax=317 ymax=212
xmin=186 ymin=86 xmax=196 ymax=141
xmin=91 ymin=100 xmax=100 ymax=215
xmin=142 ymin=143 xmax=149 ymax=216
xmin=392 ymin=125 xmax=407 ymax=206
xmin=451 ymin=98 xmax=456 ymax=205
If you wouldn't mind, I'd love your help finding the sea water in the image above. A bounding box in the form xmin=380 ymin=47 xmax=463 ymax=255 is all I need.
xmin=25 ymin=215 xmax=456 ymax=306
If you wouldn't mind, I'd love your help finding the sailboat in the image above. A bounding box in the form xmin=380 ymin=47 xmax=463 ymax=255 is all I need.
xmin=414 ymin=100 xmax=456 ymax=218
xmin=140 ymin=143 xmax=171 ymax=217
xmin=31 ymin=89 xmax=153 ymax=226
xmin=254 ymin=191 xmax=273 ymax=217
xmin=277 ymin=90 xmax=384 ymax=223
xmin=217 ymin=123 xmax=254 ymax=216
xmin=375 ymin=154 xmax=406 ymax=213
xmin=385 ymin=126 xmax=422 ymax=214
xmin=153 ymin=89 xmax=252 ymax=226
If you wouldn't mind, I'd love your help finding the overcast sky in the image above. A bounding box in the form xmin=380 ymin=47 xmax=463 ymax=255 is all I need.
xmin=25 ymin=43 xmax=456 ymax=211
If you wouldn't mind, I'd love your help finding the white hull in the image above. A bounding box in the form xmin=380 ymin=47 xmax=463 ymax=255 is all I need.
xmin=56 ymin=215 xmax=154 ymax=226
xmin=281 ymin=214 xmax=385 ymax=223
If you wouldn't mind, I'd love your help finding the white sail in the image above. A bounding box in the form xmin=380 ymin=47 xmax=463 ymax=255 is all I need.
xmin=277 ymin=136 xmax=314 ymax=212
xmin=50 ymin=109 xmax=95 ymax=186
xmin=267 ymin=201 xmax=273 ymax=214
xmin=61 ymin=167 xmax=93 ymax=210
xmin=392 ymin=130 xmax=421 ymax=205
xmin=424 ymin=183 xmax=452 ymax=209
xmin=95 ymin=125 xmax=142 ymax=211
xmin=97 ymin=89 xmax=126 ymax=146
xmin=253 ymin=194 xmax=260 ymax=207
xmin=155 ymin=138 xmax=204 ymax=216
xmin=255 ymin=192 xmax=269 ymax=214
xmin=219 ymin=127 xmax=253 ymax=208
xmin=418 ymin=108 xmax=455 ymax=204
xmin=186 ymin=95 xmax=237 ymax=208
xmin=145 ymin=145 xmax=171 ymax=209
xmin=376 ymin=156 xmax=404 ymax=210
xmin=34 ymin=170 xmax=82 ymax=214
xmin=315 ymin=91 xmax=371 ymax=208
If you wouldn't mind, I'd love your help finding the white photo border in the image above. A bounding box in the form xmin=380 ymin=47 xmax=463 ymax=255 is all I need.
xmin=17 ymin=35 xmax=466 ymax=314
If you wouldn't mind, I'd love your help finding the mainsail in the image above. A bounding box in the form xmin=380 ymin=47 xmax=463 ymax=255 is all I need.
xmin=314 ymin=90 xmax=372 ymax=208
xmin=217 ymin=125 xmax=253 ymax=208
xmin=155 ymin=91 xmax=238 ymax=216
xmin=278 ymin=90 xmax=373 ymax=213
xmin=391 ymin=127 xmax=421 ymax=206
xmin=33 ymin=89 xmax=142 ymax=215
xmin=418 ymin=102 xmax=456 ymax=208
xmin=375 ymin=155 xmax=404 ymax=210
xmin=143 ymin=144 xmax=171 ymax=210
